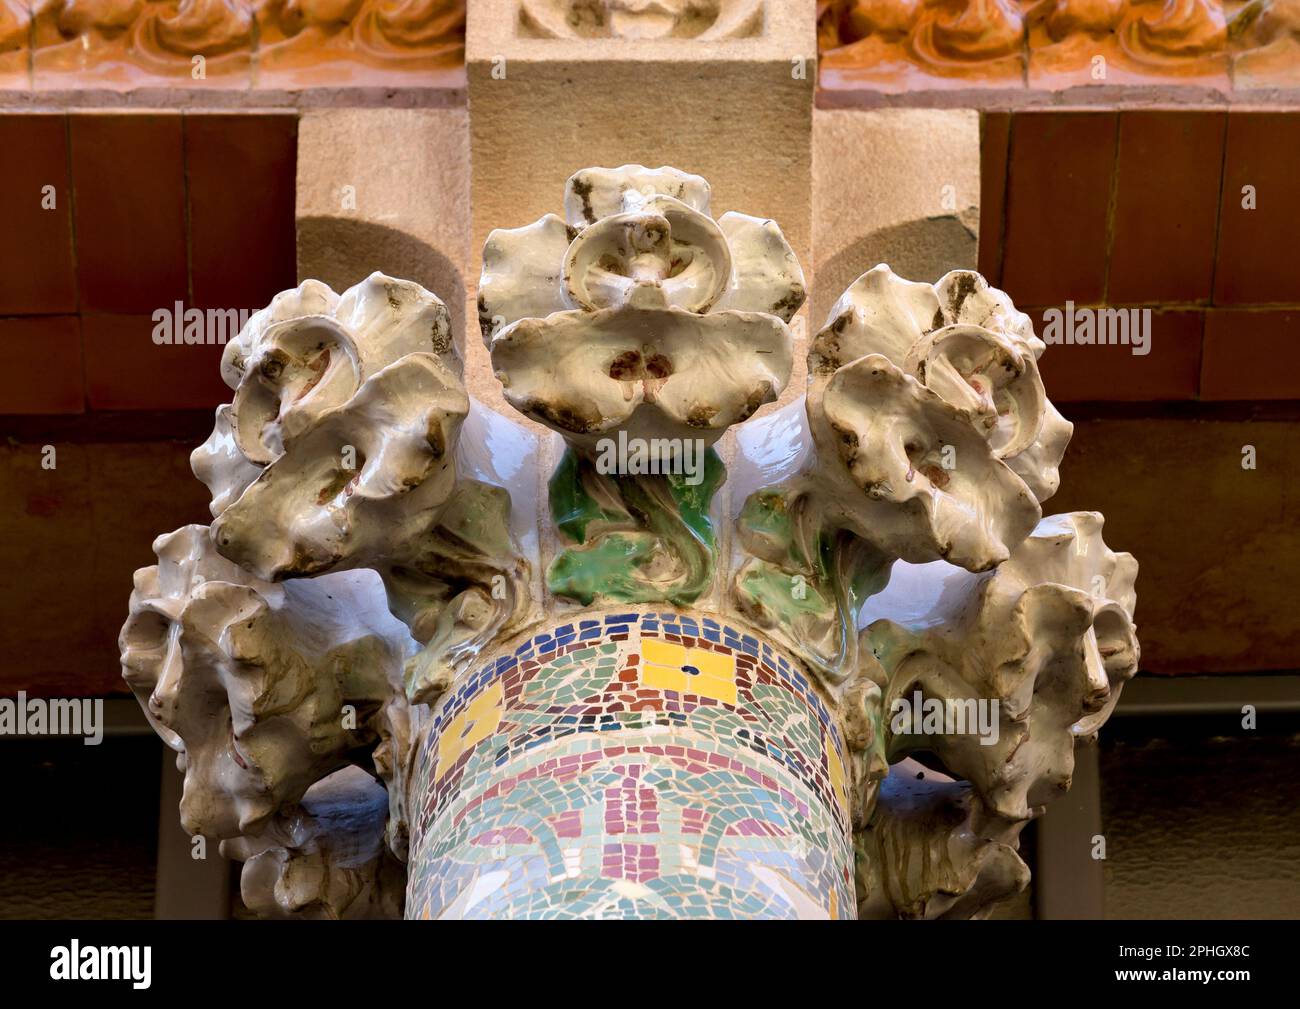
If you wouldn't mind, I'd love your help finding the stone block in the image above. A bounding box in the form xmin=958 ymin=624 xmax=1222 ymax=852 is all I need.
xmin=811 ymin=107 xmax=979 ymax=326
xmin=295 ymin=106 xmax=472 ymax=357
xmin=467 ymin=0 xmax=816 ymax=411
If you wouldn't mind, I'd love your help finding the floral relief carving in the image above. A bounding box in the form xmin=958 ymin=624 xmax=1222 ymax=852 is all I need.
xmin=518 ymin=0 xmax=763 ymax=39
xmin=818 ymin=0 xmax=1027 ymax=86
xmin=1127 ymin=0 xmax=1228 ymax=59
xmin=31 ymin=0 xmax=255 ymax=80
xmin=256 ymin=0 xmax=464 ymax=84
xmin=1231 ymin=0 xmax=1300 ymax=83
xmin=818 ymin=1 xmax=1295 ymax=91
xmin=5 ymin=0 xmax=1293 ymax=91
xmin=1 ymin=0 xmax=31 ymax=52
xmin=13 ymin=0 xmax=463 ymax=85
xmin=1027 ymin=0 xmax=1231 ymax=85
xmin=0 ymin=1 xmax=29 ymax=85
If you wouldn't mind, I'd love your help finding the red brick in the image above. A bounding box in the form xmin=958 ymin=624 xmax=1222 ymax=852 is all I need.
xmin=1002 ymin=112 xmax=1117 ymax=308
xmin=0 ymin=114 xmax=77 ymax=314
xmin=1201 ymin=309 xmax=1300 ymax=400
xmin=186 ymin=113 xmax=298 ymax=311
xmin=1214 ymin=113 xmax=1300 ymax=305
xmin=0 ymin=441 xmax=213 ymax=698
xmin=82 ymin=314 xmax=230 ymax=410
xmin=70 ymin=114 xmax=188 ymax=314
xmin=1032 ymin=306 xmax=1203 ymax=401
xmin=0 ymin=316 xmax=84 ymax=414
xmin=979 ymin=111 xmax=1010 ymax=285
xmin=1107 ymin=111 xmax=1225 ymax=305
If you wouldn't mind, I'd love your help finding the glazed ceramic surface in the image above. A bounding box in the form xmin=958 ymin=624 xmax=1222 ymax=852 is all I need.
xmin=124 ymin=165 xmax=1138 ymax=920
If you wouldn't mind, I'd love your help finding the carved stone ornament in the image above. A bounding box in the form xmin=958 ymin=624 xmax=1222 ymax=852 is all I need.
xmin=125 ymin=166 xmax=1137 ymax=920
xmin=519 ymin=0 xmax=763 ymax=39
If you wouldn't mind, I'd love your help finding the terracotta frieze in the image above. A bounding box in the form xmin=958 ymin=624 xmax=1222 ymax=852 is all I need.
xmin=4 ymin=1 xmax=1292 ymax=94
xmin=1 ymin=0 xmax=464 ymax=90
xmin=818 ymin=1 xmax=1300 ymax=99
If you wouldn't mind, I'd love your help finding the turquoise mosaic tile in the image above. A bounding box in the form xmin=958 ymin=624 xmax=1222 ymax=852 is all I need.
xmin=407 ymin=611 xmax=854 ymax=919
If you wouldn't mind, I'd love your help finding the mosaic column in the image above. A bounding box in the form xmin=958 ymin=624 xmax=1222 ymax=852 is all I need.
xmin=407 ymin=611 xmax=855 ymax=919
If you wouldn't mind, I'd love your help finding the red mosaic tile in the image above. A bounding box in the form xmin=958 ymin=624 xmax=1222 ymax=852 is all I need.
xmin=82 ymin=313 xmax=231 ymax=410
xmin=1214 ymin=112 xmax=1300 ymax=306
xmin=979 ymin=110 xmax=1011 ymax=285
xmin=185 ymin=113 xmax=298 ymax=311
xmin=70 ymin=114 xmax=187 ymax=314
xmin=1032 ymin=305 xmax=1203 ymax=401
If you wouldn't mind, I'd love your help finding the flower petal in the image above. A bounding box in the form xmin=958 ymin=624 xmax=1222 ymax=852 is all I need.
xmin=563 ymin=201 xmax=732 ymax=313
xmin=191 ymin=404 xmax=262 ymax=518
xmin=478 ymin=214 xmax=574 ymax=342
xmin=212 ymin=354 xmax=468 ymax=581
xmin=818 ymin=354 xmax=1041 ymax=570
xmin=713 ymin=212 xmax=807 ymax=323
xmin=1005 ymin=400 xmax=1073 ymax=503
xmin=221 ymin=279 xmax=338 ymax=388
xmin=229 ymin=315 xmax=362 ymax=464
xmin=811 ymin=264 xmax=941 ymax=373
xmin=332 ymin=271 xmax=456 ymax=372
xmin=933 ymin=269 xmax=1043 ymax=358
xmin=905 ymin=323 xmax=1046 ymax=460
xmin=491 ymin=307 xmax=792 ymax=445
xmin=563 ymin=164 xmax=712 ymax=226
xmin=865 ymin=511 xmax=1138 ymax=821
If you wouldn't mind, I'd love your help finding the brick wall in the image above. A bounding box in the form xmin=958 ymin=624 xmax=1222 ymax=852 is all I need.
xmin=982 ymin=109 xmax=1300 ymax=403
xmin=0 ymin=111 xmax=297 ymax=696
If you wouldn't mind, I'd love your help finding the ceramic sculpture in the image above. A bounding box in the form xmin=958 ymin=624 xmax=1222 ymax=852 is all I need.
xmin=123 ymin=165 xmax=1137 ymax=920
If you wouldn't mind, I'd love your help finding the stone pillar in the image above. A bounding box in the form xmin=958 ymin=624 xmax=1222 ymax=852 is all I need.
xmin=407 ymin=609 xmax=855 ymax=919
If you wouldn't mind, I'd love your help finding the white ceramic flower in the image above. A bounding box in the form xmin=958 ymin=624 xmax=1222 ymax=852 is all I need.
xmin=195 ymin=273 xmax=468 ymax=580
xmin=210 ymin=352 xmax=468 ymax=579
xmin=478 ymin=165 xmax=804 ymax=448
xmin=806 ymin=265 xmax=1072 ymax=570
xmin=856 ymin=761 xmax=1031 ymax=921
xmin=221 ymin=767 xmax=406 ymax=920
xmin=119 ymin=525 xmax=410 ymax=839
xmin=867 ymin=512 xmax=1139 ymax=822
xmin=816 ymin=353 xmax=1042 ymax=572
xmin=216 ymin=273 xmax=455 ymax=465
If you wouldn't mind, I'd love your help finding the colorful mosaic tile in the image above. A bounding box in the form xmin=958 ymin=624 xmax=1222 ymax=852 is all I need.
xmin=406 ymin=610 xmax=855 ymax=919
